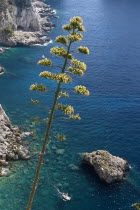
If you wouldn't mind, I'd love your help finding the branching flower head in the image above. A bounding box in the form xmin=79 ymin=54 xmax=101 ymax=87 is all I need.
xmin=70 ymin=16 xmax=83 ymax=28
xmin=62 ymin=17 xmax=84 ymax=33
xmin=55 ymin=35 xmax=68 ymax=45
xmin=62 ymin=24 xmax=73 ymax=31
xmin=50 ymin=46 xmax=72 ymax=59
xmin=68 ymin=67 xmax=84 ymax=76
xmin=71 ymin=59 xmax=86 ymax=70
xmin=68 ymin=59 xmax=86 ymax=76
xmin=75 ymin=85 xmax=90 ymax=96
xmin=59 ymin=92 xmax=69 ymax=98
xmin=78 ymin=25 xmax=85 ymax=32
xmin=30 ymin=84 xmax=47 ymax=92
xmin=38 ymin=58 xmax=52 ymax=66
xmin=68 ymin=33 xmax=83 ymax=42
xmin=69 ymin=114 xmax=81 ymax=120
xmin=56 ymin=103 xmax=74 ymax=115
xmin=39 ymin=71 xmax=72 ymax=83
xmin=77 ymin=46 xmax=90 ymax=54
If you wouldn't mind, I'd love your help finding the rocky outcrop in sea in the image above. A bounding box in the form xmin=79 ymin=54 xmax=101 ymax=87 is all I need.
xmin=82 ymin=150 xmax=129 ymax=183
xmin=0 ymin=0 xmax=56 ymax=46
xmin=0 ymin=104 xmax=30 ymax=170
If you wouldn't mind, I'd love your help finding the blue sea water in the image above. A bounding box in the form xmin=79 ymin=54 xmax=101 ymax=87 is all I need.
xmin=0 ymin=0 xmax=140 ymax=209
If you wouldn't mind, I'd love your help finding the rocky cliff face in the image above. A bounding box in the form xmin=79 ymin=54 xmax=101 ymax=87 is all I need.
xmin=0 ymin=0 xmax=41 ymax=31
xmin=0 ymin=104 xmax=30 ymax=166
xmin=0 ymin=0 xmax=55 ymax=46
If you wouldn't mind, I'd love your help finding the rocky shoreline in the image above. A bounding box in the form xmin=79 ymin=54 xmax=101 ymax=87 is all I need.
xmin=0 ymin=105 xmax=30 ymax=175
xmin=0 ymin=1 xmax=56 ymax=47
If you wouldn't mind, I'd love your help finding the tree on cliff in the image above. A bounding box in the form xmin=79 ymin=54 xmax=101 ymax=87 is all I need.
xmin=26 ymin=16 xmax=90 ymax=210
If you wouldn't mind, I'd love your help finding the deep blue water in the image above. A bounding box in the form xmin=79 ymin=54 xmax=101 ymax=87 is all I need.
xmin=0 ymin=0 xmax=140 ymax=209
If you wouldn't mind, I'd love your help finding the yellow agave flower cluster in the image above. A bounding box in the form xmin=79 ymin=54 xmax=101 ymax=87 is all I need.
xmin=77 ymin=46 xmax=89 ymax=54
xmin=62 ymin=16 xmax=85 ymax=32
xmin=56 ymin=103 xmax=81 ymax=120
xmin=38 ymin=58 xmax=52 ymax=66
xmin=74 ymin=85 xmax=90 ymax=96
xmin=59 ymin=91 xmax=69 ymax=98
xmin=39 ymin=71 xmax=72 ymax=83
xmin=68 ymin=33 xmax=83 ymax=42
xmin=50 ymin=47 xmax=72 ymax=59
xmin=69 ymin=114 xmax=81 ymax=120
xmin=55 ymin=36 xmax=68 ymax=45
xmin=56 ymin=103 xmax=74 ymax=115
xmin=68 ymin=59 xmax=86 ymax=76
xmin=30 ymin=84 xmax=47 ymax=92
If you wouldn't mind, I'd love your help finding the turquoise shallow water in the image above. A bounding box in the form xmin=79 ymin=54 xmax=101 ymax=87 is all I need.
xmin=0 ymin=0 xmax=140 ymax=209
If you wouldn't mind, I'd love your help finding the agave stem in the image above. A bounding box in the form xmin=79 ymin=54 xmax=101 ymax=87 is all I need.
xmin=26 ymin=41 xmax=72 ymax=210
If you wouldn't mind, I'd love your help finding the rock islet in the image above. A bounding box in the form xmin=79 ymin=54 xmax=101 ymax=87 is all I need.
xmin=82 ymin=150 xmax=129 ymax=183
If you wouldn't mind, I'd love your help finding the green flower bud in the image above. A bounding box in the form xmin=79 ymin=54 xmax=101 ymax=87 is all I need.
xmin=38 ymin=58 xmax=52 ymax=66
xmin=56 ymin=103 xmax=74 ymax=115
xmin=55 ymin=35 xmax=68 ymax=45
xmin=68 ymin=67 xmax=84 ymax=76
xmin=70 ymin=16 xmax=83 ymax=24
xmin=39 ymin=71 xmax=72 ymax=83
xmin=68 ymin=33 xmax=83 ymax=42
xmin=30 ymin=84 xmax=47 ymax=92
xmin=77 ymin=46 xmax=90 ymax=54
xmin=70 ymin=17 xmax=83 ymax=29
xmin=62 ymin=24 xmax=73 ymax=31
xmin=75 ymin=85 xmax=90 ymax=96
xmin=78 ymin=25 xmax=85 ymax=32
xmin=50 ymin=47 xmax=72 ymax=59
xmin=71 ymin=59 xmax=86 ymax=70
xmin=50 ymin=47 xmax=67 ymax=56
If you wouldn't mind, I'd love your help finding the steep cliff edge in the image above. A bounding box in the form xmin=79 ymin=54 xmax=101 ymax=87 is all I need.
xmin=0 ymin=0 xmax=55 ymax=46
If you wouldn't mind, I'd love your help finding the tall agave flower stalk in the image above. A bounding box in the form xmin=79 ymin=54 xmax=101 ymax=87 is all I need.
xmin=26 ymin=16 xmax=90 ymax=210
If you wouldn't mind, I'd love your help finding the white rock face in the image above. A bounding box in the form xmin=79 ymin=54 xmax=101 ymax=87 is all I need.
xmin=82 ymin=150 xmax=129 ymax=183
xmin=0 ymin=66 xmax=5 ymax=75
xmin=0 ymin=1 xmax=55 ymax=46
xmin=0 ymin=3 xmax=41 ymax=31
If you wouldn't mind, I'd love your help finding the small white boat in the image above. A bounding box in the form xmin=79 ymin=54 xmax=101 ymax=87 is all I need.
xmin=61 ymin=193 xmax=71 ymax=201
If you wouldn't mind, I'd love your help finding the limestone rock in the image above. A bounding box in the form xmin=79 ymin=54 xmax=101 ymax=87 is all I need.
xmin=82 ymin=150 xmax=129 ymax=183
xmin=0 ymin=167 xmax=10 ymax=177
xmin=0 ymin=66 xmax=5 ymax=75
xmin=0 ymin=0 xmax=56 ymax=46
xmin=0 ymin=104 xmax=30 ymax=165
xmin=0 ymin=48 xmax=4 ymax=54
